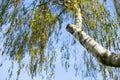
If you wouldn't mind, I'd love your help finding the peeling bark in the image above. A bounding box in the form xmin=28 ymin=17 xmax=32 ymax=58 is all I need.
xmin=66 ymin=2 xmax=120 ymax=67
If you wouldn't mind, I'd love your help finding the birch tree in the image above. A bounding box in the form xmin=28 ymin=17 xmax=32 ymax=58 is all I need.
xmin=0 ymin=0 xmax=120 ymax=80
xmin=66 ymin=0 xmax=120 ymax=67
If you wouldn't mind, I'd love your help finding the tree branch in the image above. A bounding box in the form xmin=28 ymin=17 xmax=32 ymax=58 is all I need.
xmin=66 ymin=2 xmax=120 ymax=67
xmin=114 ymin=0 xmax=120 ymax=17
xmin=66 ymin=24 xmax=120 ymax=67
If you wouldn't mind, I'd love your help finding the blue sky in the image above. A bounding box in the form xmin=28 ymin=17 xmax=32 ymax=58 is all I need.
xmin=0 ymin=0 xmax=118 ymax=80
xmin=0 ymin=18 xmax=102 ymax=80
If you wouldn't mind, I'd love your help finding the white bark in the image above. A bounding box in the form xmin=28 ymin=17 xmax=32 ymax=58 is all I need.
xmin=66 ymin=2 xmax=120 ymax=67
xmin=74 ymin=2 xmax=82 ymax=28
xmin=66 ymin=24 xmax=120 ymax=67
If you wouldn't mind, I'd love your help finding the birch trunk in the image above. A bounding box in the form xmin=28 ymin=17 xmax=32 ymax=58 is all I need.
xmin=66 ymin=2 xmax=120 ymax=67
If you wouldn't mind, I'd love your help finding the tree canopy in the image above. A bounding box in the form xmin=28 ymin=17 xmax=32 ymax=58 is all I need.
xmin=0 ymin=0 xmax=120 ymax=80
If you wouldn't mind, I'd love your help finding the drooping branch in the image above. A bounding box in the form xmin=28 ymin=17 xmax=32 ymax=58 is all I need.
xmin=114 ymin=0 xmax=120 ymax=17
xmin=66 ymin=2 xmax=120 ymax=67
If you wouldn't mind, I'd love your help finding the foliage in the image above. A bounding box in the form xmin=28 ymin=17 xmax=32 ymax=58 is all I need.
xmin=0 ymin=0 xmax=120 ymax=80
